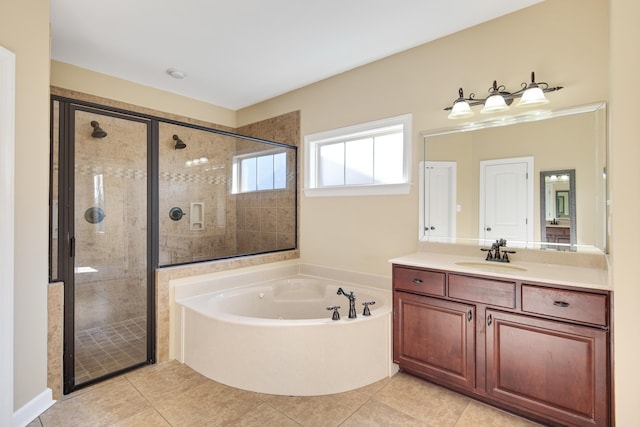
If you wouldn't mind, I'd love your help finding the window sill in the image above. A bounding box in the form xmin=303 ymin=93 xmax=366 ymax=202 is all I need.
xmin=303 ymin=183 xmax=411 ymax=197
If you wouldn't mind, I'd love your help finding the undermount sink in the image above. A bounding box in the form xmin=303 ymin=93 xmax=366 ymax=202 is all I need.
xmin=454 ymin=261 xmax=528 ymax=272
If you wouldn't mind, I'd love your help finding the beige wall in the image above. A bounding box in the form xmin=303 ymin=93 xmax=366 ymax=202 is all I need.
xmin=238 ymin=0 xmax=609 ymax=277
xmin=51 ymin=60 xmax=237 ymax=128
xmin=610 ymin=0 xmax=640 ymax=424
xmin=0 ymin=0 xmax=51 ymax=411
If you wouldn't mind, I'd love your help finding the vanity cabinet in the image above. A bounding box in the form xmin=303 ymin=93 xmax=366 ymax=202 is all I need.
xmin=392 ymin=264 xmax=611 ymax=427
xmin=546 ymin=225 xmax=571 ymax=244
xmin=394 ymin=291 xmax=475 ymax=390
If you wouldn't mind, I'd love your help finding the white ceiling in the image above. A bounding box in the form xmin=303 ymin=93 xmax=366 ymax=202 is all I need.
xmin=50 ymin=0 xmax=541 ymax=111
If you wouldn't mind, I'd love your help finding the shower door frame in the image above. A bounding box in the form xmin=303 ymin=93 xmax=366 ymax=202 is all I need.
xmin=55 ymin=98 xmax=158 ymax=394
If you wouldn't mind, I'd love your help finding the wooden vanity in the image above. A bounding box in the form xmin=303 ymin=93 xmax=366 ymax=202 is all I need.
xmin=392 ymin=260 xmax=611 ymax=426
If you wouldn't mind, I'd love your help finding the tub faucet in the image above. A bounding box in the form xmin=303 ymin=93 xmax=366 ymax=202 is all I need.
xmin=337 ymin=288 xmax=357 ymax=319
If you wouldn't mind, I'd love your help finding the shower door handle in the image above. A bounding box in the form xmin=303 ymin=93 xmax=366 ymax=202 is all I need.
xmin=69 ymin=235 xmax=75 ymax=258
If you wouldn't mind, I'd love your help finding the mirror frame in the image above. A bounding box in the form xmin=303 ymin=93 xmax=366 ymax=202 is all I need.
xmin=539 ymin=169 xmax=576 ymax=251
xmin=420 ymin=101 xmax=607 ymax=253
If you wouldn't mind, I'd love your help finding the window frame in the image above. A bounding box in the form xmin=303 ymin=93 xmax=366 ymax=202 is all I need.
xmin=231 ymin=148 xmax=289 ymax=194
xmin=304 ymin=113 xmax=412 ymax=197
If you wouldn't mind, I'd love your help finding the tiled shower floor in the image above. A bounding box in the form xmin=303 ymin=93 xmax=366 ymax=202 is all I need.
xmin=74 ymin=316 xmax=147 ymax=384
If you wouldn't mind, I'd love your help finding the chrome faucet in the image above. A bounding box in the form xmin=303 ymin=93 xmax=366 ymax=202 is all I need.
xmin=337 ymin=288 xmax=357 ymax=319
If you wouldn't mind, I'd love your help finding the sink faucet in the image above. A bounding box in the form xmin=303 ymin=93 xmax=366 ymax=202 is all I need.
xmin=481 ymin=238 xmax=516 ymax=263
xmin=337 ymin=288 xmax=357 ymax=319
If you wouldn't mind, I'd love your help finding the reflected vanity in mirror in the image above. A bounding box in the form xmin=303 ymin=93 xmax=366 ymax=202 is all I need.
xmin=420 ymin=102 xmax=607 ymax=253
xmin=540 ymin=169 xmax=576 ymax=251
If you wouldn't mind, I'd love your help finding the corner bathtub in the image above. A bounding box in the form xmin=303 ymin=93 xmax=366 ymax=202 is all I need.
xmin=175 ymin=276 xmax=393 ymax=396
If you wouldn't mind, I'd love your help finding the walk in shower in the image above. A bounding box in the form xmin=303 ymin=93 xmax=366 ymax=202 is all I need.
xmin=158 ymin=122 xmax=297 ymax=266
xmin=50 ymin=96 xmax=298 ymax=393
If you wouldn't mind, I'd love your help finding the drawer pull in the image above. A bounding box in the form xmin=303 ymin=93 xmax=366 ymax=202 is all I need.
xmin=412 ymin=278 xmax=423 ymax=285
xmin=553 ymin=301 xmax=570 ymax=308
xmin=487 ymin=314 xmax=493 ymax=326
xmin=467 ymin=310 xmax=472 ymax=322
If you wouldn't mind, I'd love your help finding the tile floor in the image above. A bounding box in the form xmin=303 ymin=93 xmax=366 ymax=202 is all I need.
xmin=31 ymin=361 xmax=542 ymax=427
xmin=75 ymin=316 xmax=147 ymax=384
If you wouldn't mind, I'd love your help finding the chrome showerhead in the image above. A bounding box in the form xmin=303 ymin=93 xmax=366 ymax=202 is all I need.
xmin=173 ymin=134 xmax=187 ymax=150
xmin=90 ymin=121 xmax=107 ymax=139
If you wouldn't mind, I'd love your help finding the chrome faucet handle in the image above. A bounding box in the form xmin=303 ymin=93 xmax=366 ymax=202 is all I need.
xmin=362 ymin=301 xmax=376 ymax=316
xmin=327 ymin=306 xmax=341 ymax=321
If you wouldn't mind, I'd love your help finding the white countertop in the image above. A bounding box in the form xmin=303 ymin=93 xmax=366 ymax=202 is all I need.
xmin=390 ymin=252 xmax=610 ymax=291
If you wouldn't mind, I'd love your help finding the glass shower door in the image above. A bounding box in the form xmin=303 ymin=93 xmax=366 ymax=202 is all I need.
xmin=70 ymin=108 xmax=150 ymax=387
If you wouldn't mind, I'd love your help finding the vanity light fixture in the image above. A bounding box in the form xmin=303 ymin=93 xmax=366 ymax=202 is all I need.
xmin=445 ymin=72 xmax=563 ymax=119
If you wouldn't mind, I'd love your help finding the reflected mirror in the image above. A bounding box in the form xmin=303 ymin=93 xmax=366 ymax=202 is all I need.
xmin=420 ymin=102 xmax=607 ymax=253
xmin=540 ymin=169 xmax=576 ymax=251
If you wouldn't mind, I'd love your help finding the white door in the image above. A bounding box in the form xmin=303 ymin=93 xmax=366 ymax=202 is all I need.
xmin=479 ymin=157 xmax=533 ymax=247
xmin=423 ymin=161 xmax=456 ymax=242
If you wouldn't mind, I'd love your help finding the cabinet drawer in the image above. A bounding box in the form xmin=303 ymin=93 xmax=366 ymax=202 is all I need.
xmin=449 ymin=274 xmax=516 ymax=308
xmin=521 ymin=285 xmax=608 ymax=326
xmin=393 ymin=265 xmax=445 ymax=296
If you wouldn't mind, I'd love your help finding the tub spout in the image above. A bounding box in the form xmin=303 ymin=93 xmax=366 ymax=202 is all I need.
xmin=337 ymin=287 xmax=357 ymax=319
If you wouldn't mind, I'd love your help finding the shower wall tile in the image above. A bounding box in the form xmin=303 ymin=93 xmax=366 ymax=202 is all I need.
xmin=261 ymin=207 xmax=277 ymax=232
xmin=259 ymin=232 xmax=278 ymax=251
xmin=48 ymin=282 xmax=64 ymax=400
xmin=277 ymin=232 xmax=296 ymax=249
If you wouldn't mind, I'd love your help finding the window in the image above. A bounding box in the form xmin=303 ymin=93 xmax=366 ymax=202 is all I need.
xmin=304 ymin=114 xmax=412 ymax=196
xmin=232 ymin=150 xmax=287 ymax=193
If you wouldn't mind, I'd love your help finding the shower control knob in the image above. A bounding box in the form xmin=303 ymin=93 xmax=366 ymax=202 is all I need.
xmin=169 ymin=207 xmax=185 ymax=221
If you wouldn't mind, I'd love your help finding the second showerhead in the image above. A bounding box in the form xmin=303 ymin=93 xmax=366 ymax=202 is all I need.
xmin=173 ymin=134 xmax=187 ymax=150
xmin=90 ymin=121 xmax=107 ymax=139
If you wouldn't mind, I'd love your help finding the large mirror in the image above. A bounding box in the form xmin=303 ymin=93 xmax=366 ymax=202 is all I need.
xmin=420 ymin=102 xmax=607 ymax=253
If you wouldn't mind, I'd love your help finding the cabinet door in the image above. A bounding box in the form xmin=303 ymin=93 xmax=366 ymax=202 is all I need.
xmin=394 ymin=292 xmax=475 ymax=389
xmin=486 ymin=310 xmax=608 ymax=427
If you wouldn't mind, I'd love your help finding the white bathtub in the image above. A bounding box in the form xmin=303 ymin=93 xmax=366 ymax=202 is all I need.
xmin=175 ymin=276 xmax=394 ymax=396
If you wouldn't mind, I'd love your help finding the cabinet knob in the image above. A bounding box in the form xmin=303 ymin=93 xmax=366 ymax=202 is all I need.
xmin=412 ymin=278 xmax=423 ymax=285
xmin=486 ymin=227 xmax=492 ymax=231
xmin=487 ymin=314 xmax=493 ymax=326
xmin=430 ymin=226 xmax=436 ymax=230
xmin=467 ymin=310 xmax=472 ymax=322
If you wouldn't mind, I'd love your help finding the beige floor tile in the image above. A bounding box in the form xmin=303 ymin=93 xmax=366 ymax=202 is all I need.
xmin=153 ymin=380 xmax=262 ymax=426
xmin=262 ymin=392 xmax=366 ymax=427
xmin=125 ymin=360 xmax=209 ymax=406
xmin=39 ymin=377 xmax=151 ymax=427
xmin=341 ymin=398 xmax=425 ymax=427
xmin=352 ymin=375 xmax=394 ymax=397
xmin=26 ymin=417 xmax=42 ymax=427
xmin=231 ymin=402 xmax=301 ymax=426
xmin=374 ymin=373 xmax=470 ymax=427
xmin=112 ymin=407 xmax=170 ymax=426
xmin=454 ymin=401 xmax=543 ymax=427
